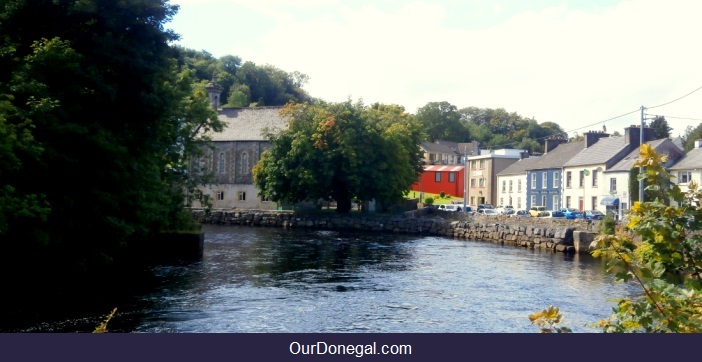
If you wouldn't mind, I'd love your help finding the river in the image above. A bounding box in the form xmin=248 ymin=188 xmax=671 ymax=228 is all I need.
xmin=14 ymin=224 xmax=637 ymax=333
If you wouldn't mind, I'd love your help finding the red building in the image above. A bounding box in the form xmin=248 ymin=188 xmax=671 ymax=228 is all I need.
xmin=411 ymin=165 xmax=465 ymax=198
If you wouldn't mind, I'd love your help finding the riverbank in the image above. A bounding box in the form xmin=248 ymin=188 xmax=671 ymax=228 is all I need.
xmin=191 ymin=208 xmax=604 ymax=254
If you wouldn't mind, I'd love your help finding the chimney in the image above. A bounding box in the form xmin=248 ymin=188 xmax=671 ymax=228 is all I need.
xmin=695 ymin=139 xmax=702 ymax=149
xmin=584 ymin=130 xmax=610 ymax=148
xmin=624 ymin=125 xmax=653 ymax=149
xmin=205 ymin=75 xmax=223 ymax=110
xmin=544 ymin=136 xmax=567 ymax=153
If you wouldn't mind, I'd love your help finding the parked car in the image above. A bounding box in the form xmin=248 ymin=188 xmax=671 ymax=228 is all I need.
xmin=511 ymin=210 xmax=530 ymax=218
xmin=529 ymin=205 xmax=547 ymax=217
xmin=462 ymin=205 xmax=476 ymax=214
xmin=437 ymin=204 xmax=460 ymax=212
xmin=559 ymin=208 xmax=583 ymax=219
xmin=539 ymin=210 xmax=566 ymax=219
xmin=479 ymin=209 xmax=500 ymax=216
xmin=584 ymin=210 xmax=605 ymax=220
xmin=477 ymin=204 xmax=494 ymax=212
xmin=495 ymin=205 xmax=515 ymax=215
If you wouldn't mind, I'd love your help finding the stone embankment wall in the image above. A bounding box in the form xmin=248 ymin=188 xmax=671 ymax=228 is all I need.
xmin=191 ymin=209 xmax=602 ymax=254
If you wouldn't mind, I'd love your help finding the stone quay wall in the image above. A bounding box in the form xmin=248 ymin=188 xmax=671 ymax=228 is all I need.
xmin=191 ymin=208 xmax=603 ymax=254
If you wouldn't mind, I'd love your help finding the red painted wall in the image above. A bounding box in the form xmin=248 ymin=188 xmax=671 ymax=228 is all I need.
xmin=411 ymin=166 xmax=465 ymax=198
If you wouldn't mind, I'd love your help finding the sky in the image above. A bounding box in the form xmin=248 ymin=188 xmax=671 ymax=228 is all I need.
xmin=166 ymin=0 xmax=702 ymax=138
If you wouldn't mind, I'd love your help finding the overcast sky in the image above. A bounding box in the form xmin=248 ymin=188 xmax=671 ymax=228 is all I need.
xmin=167 ymin=0 xmax=701 ymax=138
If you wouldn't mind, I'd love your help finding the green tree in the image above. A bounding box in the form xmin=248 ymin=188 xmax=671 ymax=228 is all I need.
xmin=0 ymin=0 xmax=222 ymax=319
xmin=683 ymin=123 xmax=702 ymax=152
xmin=253 ymin=100 xmax=424 ymax=213
xmin=416 ymin=101 xmax=469 ymax=142
xmin=649 ymin=116 xmax=672 ymax=139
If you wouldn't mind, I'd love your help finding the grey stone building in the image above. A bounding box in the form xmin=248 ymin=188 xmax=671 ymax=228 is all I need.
xmin=191 ymin=79 xmax=288 ymax=210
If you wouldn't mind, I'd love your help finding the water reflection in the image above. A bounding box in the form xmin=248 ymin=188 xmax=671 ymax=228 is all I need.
xmin=13 ymin=224 xmax=638 ymax=333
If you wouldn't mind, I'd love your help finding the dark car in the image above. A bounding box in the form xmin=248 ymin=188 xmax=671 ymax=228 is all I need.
xmin=584 ymin=210 xmax=605 ymax=220
xmin=559 ymin=208 xmax=583 ymax=219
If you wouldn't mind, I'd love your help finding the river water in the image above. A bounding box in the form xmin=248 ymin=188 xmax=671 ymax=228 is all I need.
xmin=17 ymin=224 xmax=638 ymax=333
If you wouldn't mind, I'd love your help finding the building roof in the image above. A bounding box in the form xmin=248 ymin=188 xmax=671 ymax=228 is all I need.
xmin=526 ymin=141 xmax=585 ymax=171
xmin=606 ymin=138 xmax=669 ymax=172
xmin=563 ymin=136 xmax=629 ymax=167
xmin=420 ymin=140 xmax=459 ymax=155
xmin=207 ymin=106 xmax=287 ymax=141
xmin=669 ymin=147 xmax=702 ymax=171
xmin=498 ymin=157 xmax=542 ymax=176
xmin=423 ymin=165 xmax=464 ymax=172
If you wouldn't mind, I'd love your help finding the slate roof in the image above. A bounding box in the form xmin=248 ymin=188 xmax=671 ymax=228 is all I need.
xmin=420 ymin=140 xmax=459 ymax=154
xmin=498 ymin=157 xmax=541 ymax=176
xmin=526 ymin=141 xmax=585 ymax=171
xmin=606 ymin=138 xmax=668 ymax=172
xmin=207 ymin=106 xmax=287 ymax=141
xmin=563 ymin=136 xmax=629 ymax=167
xmin=669 ymin=147 xmax=702 ymax=171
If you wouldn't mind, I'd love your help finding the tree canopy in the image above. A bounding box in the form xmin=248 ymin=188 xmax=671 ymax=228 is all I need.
xmin=0 ymin=0 xmax=223 ymax=319
xmin=415 ymin=101 xmax=468 ymax=142
xmin=649 ymin=115 xmax=672 ymax=139
xmin=253 ymin=100 xmax=424 ymax=213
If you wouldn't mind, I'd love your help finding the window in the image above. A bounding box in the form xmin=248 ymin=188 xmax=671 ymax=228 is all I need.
xmin=479 ymin=159 xmax=485 ymax=168
xmin=566 ymin=196 xmax=571 ymax=208
xmin=592 ymin=169 xmax=598 ymax=187
xmin=238 ymin=191 xmax=246 ymax=201
xmin=553 ymin=172 xmax=559 ymax=188
xmin=530 ymin=195 xmax=536 ymax=208
xmin=479 ymin=178 xmax=485 ymax=187
xmin=196 ymin=190 xmax=203 ymax=201
xmin=592 ymin=196 xmax=597 ymax=210
xmin=470 ymin=196 xmax=475 ymax=205
xmin=610 ymin=178 xmax=617 ymax=192
xmin=531 ymin=173 xmax=536 ymax=189
xmin=509 ymin=180 xmax=513 ymax=192
xmin=553 ymin=196 xmax=559 ymax=211
xmin=542 ymin=195 xmax=547 ymax=207
xmin=435 ymin=172 xmax=441 ymax=182
xmin=219 ymin=153 xmax=225 ymax=174
xmin=471 ymin=178 xmax=476 ymax=187
xmin=502 ymin=180 xmax=506 ymax=192
xmin=679 ymin=171 xmax=692 ymax=184
xmin=518 ymin=179 xmax=522 ymax=192
xmin=241 ymin=152 xmax=249 ymax=175
xmin=517 ymin=197 xmax=521 ymax=209
xmin=500 ymin=198 xmax=504 ymax=206
xmin=196 ymin=157 xmax=203 ymax=174
xmin=471 ymin=160 xmax=477 ymax=169
xmin=449 ymin=172 xmax=455 ymax=182
xmin=216 ymin=191 xmax=224 ymax=201
xmin=579 ymin=171 xmax=585 ymax=188
xmin=542 ymin=172 xmax=548 ymax=189
xmin=566 ymin=171 xmax=572 ymax=188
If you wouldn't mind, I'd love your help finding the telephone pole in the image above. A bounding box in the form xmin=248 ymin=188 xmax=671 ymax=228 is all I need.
xmin=639 ymin=105 xmax=645 ymax=204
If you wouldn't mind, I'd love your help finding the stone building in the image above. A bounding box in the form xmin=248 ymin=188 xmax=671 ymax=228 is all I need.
xmin=190 ymin=78 xmax=287 ymax=210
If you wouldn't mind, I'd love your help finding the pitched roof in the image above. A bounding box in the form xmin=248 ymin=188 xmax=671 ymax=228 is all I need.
xmin=207 ymin=106 xmax=287 ymax=141
xmin=420 ymin=140 xmax=459 ymax=154
xmin=606 ymin=138 xmax=670 ymax=172
xmin=669 ymin=147 xmax=702 ymax=170
xmin=526 ymin=141 xmax=585 ymax=170
xmin=498 ymin=157 xmax=541 ymax=176
xmin=563 ymin=136 xmax=629 ymax=167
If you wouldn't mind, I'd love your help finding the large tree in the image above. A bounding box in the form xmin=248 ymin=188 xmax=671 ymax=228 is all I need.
xmin=0 ymin=0 xmax=222 ymax=319
xmin=649 ymin=115 xmax=672 ymax=139
xmin=253 ymin=100 xmax=424 ymax=213
xmin=415 ymin=101 xmax=469 ymax=142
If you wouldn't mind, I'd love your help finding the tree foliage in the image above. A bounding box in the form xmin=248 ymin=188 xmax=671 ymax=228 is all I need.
xmin=592 ymin=145 xmax=702 ymax=332
xmin=683 ymin=123 xmax=702 ymax=152
xmin=253 ymin=100 xmax=424 ymax=213
xmin=649 ymin=116 xmax=672 ymax=140
xmin=175 ymin=47 xmax=310 ymax=108
xmin=415 ymin=101 xmax=468 ymax=142
xmin=0 ymin=0 xmax=223 ymax=317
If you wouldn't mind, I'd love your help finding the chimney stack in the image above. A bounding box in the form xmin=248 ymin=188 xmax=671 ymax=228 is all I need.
xmin=544 ymin=135 xmax=567 ymax=153
xmin=624 ymin=125 xmax=653 ymax=149
xmin=583 ymin=130 xmax=610 ymax=148
xmin=205 ymin=75 xmax=223 ymax=110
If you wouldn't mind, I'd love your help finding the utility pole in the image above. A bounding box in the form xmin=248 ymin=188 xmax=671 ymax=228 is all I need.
xmin=639 ymin=105 xmax=645 ymax=204
xmin=463 ymin=145 xmax=468 ymax=208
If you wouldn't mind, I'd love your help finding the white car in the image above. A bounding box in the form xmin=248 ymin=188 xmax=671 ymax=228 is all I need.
xmin=479 ymin=209 xmax=500 ymax=216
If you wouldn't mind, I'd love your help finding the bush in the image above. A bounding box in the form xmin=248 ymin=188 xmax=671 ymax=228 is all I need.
xmin=439 ymin=191 xmax=446 ymax=198
xmin=599 ymin=214 xmax=616 ymax=235
xmin=424 ymin=197 xmax=434 ymax=205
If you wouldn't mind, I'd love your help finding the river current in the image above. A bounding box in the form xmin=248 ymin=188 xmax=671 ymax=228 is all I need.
xmin=17 ymin=224 xmax=638 ymax=333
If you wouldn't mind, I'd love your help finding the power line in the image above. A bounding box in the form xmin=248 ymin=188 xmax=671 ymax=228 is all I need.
xmin=662 ymin=116 xmax=702 ymax=122
xmin=647 ymin=86 xmax=702 ymax=109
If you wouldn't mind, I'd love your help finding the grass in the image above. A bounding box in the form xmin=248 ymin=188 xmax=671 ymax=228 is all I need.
xmin=406 ymin=191 xmax=464 ymax=205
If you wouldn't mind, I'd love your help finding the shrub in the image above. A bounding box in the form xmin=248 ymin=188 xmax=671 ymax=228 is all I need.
xmin=599 ymin=214 xmax=616 ymax=235
xmin=439 ymin=191 xmax=446 ymax=198
xmin=424 ymin=197 xmax=434 ymax=205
